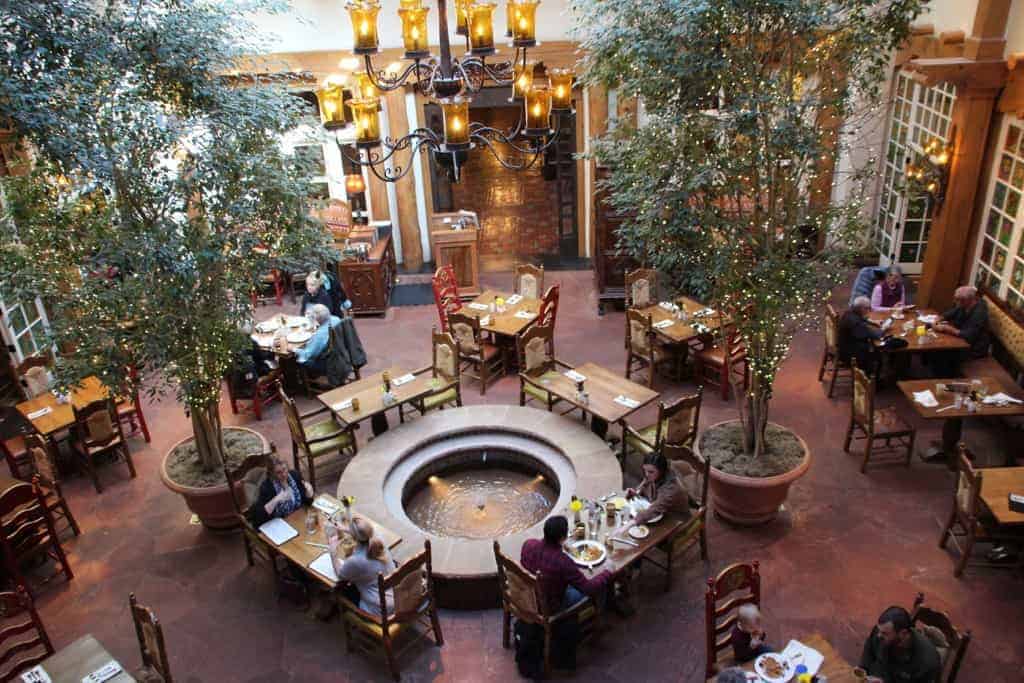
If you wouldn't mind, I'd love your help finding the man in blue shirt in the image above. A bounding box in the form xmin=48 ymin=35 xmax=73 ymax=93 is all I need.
xmin=296 ymin=304 xmax=341 ymax=377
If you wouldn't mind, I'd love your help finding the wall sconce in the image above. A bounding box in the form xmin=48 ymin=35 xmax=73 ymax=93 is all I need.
xmin=345 ymin=174 xmax=366 ymax=195
xmin=904 ymin=126 xmax=955 ymax=205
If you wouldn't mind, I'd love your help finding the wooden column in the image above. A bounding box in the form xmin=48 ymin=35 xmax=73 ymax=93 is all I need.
xmin=965 ymin=0 xmax=1010 ymax=60
xmin=587 ymin=86 xmax=609 ymax=264
xmin=384 ymin=89 xmax=424 ymax=270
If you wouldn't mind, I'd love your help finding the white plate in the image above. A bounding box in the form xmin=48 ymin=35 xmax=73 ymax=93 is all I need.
xmin=565 ymin=539 xmax=607 ymax=568
xmin=287 ymin=330 xmax=313 ymax=344
xmin=628 ymin=497 xmax=664 ymax=524
xmin=257 ymin=319 xmax=280 ymax=333
xmin=628 ymin=525 xmax=649 ymax=539
xmin=754 ymin=653 xmax=795 ymax=683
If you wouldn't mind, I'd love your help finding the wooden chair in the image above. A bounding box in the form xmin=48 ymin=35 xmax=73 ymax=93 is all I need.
xmin=251 ymin=269 xmax=284 ymax=307
xmin=623 ymin=388 xmax=703 ymax=463
xmin=431 ymin=264 xmax=461 ymax=330
xmin=704 ymin=561 xmax=761 ymax=679
xmin=23 ymin=434 xmax=80 ymax=537
xmin=1 ymin=433 xmax=31 ymax=481
xmin=0 ymin=479 xmax=73 ymax=593
xmin=537 ymin=284 xmax=560 ymax=331
xmin=116 ymin=366 xmax=151 ymax=442
xmin=641 ymin=447 xmax=710 ymax=590
xmin=339 ymin=541 xmax=444 ymax=681
xmin=625 ymin=268 xmax=657 ymax=309
xmin=817 ymin=303 xmax=852 ymax=397
xmin=448 ymin=311 xmax=505 ymax=395
xmin=226 ymin=367 xmax=282 ymax=421
xmin=129 ymin=593 xmax=173 ymax=683
xmin=493 ymin=540 xmax=597 ymax=678
xmin=693 ymin=323 xmax=749 ymax=401
xmin=223 ymin=448 xmax=284 ymax=594
xmin=625 ymin=308 xmax=671 ymax=388
xmin=71 ymin=397 xmax=136 ymax=494
xmin=409 ymin=328 xmax=463 ymax=416
xmin=911 ymin=592 xmax=971 ymax=683
xmin=517 ymin=323 xmax=570 ymax=412
xmin=0 ymin=587 xmax=54 ymax=680
xmin=514 ymin=263 xmax=545 ymax=300
xmin=279 ymin=389 xmax=356 ymax=487
xmin=13 ymin=351 xmax=53 ymax=401
xmin=843 ymin=363 xmax=915 ymax=473
xmin=938 ymin=444 xmax=1024 ymax=577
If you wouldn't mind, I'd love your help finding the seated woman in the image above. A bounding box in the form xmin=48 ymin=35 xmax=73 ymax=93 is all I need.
xmin=328 ymin=516 xmax=398 ymax=615
xmin=626 ymin=452 xmax=691 ymax=525
xmin=299 ymin=271 xmax=333 ymax=316
xmin=870 ymin=265 xmax=906 ymax=312
xmin=247 ymin=454 xmax=314 ymax=527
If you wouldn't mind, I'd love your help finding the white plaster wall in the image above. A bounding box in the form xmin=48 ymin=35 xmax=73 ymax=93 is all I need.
xmin=1003 ymin=1 xmax=1024 ymax=55
xmin=916 ymin=0 xmax=979 ymax=38
xmin=243 ymin=0 xmax=575 ymax=55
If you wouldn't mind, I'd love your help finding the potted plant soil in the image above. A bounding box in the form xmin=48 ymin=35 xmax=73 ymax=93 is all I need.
xmin=575 ymin=0 xmax=922 ymax=523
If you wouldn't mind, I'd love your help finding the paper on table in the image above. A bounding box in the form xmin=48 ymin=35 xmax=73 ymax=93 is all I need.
xmin=564 ymin=369 xmax=587 ymax=383
xmin=982 ymin=392 xmax=1023 ymax=405
xmin=259 ymin=518 xmax=299 ymax=546
xmin=82 ymin=660 xmax=123 ymax=683
xmin=780 ymin=640 xmax=824 ymax=676
xmin=20 ymin=666 xmax=51 ymax=683
xmin=506 ymin=294 xmax=523 ymax=305
xmin=658 ymin=301 xmax=674 ymax=310
xmin=913 ymin=390 xmax=939 ymax=408
xmin=480 ymin=315 xmax=492 ymax=327
xmin=917 ymin=314 xmax=939 ymax=325
xmin=514 ymin=310 xmax=536 ymax=319
xmin=614 ymin=395 xmax=641 ymax=409
xmin=313 ymin=495 xmax=340 ymax=516
xmin=26 ymin=407 xmax=52 ymax=420
xmin=309 ymin=552 xmax=339 ymax=583
xmin=391 ymin=373 xmax=417 ymax=387
xmin=467 ymin=302 xmax=489 ymax=310
xmin=652 ymin=319 xmax=675 ymax=329
xmin=333 ymin=399 xmax=353 ymax=412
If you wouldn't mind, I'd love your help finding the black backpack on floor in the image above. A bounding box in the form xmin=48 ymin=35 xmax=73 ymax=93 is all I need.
xmin=514 ymin=619 xmax=544 ymax=679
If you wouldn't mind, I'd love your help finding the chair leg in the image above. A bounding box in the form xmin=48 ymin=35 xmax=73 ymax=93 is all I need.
xmin=83 ymin=453 xmax=103 ymax=494
xmin=827 ymin=361 xmax=839 ymax=397
xmin=719 ymin=363 xmax=729 ymax=401
xmin=253 ymin=395 xmax=262 ymax=421
xmin=860 ymin=436 xmax=873 ymax=473
xmin=817 ymin=348 xmax=828 ymax=381
xmin=123 ymin=445 xmax=137 ymax=479
xmin=136 ymin=406 xmax=151 ymax=443
xmin=429 ymin=604 xmax=444 ymax=646
xmin=62 ymin=500 xmax=81 ymax=537
xmin=307 ymin=453 xmax=316 ymax=490
xmin=905 ymin=430 xmax=915 ymax=467
xmin=699 ymin=526 xmax=708 ymax=561
xmin=480 ymin=359 xmax=488 ymax=396
xmin=954 ymin=527 xmax=973 ymax=578
xmin=502 ymin=608 xmax=511 ymax=648
xmin=843 ymin=419 xmax=854 ymax=453
xmin=383 ymin=636 xmax=400 ymax=681
xmin=938 ymin=507 xmax=956 ymax=550
xmin=625 ymin=352 xmax=633 ymax=381
xmin=242 ymin=533 xmax=255 ymax=566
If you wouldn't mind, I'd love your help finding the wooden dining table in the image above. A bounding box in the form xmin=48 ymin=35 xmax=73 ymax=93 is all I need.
xmin=462 ymin=290 xmax=541 ymax=338
xmin=866 ymin=307 xmax=969 ymax=353
xmin=38 ymin=634 xmax=136 ymax=682
xmin=318 ymin=366 xmax=456 ymax=431
xmin=979 ymin=466 xmax=1024 ymax=526
xmin=637 ymin=296 xmax=723 ymax=345
xmin=15 ymin=376 xmax=109 ymax=437
xmin=704 ymin=632 xmax=857 ymax=682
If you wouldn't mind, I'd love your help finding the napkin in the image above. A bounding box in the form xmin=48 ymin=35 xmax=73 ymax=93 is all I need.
xmin=259 ymin=518 xmax=298 ymax=546
xmin=982 ymin=392 xmax=1023 ymax=405
xmin=913 ymin=390 xmax=939 ymax=408
xmin=333 ymin=399 xmax=353 ymax=411
xmin=313 ymin=495 xmax=340 ymax=516
xmin=467 ymin=302 xmax=489 ymax=310
xmin=26 ymin=407 xmax=52 ymax=420
xmin=506 ymin=294 xmax=523 ymax=305
xmin=564 ymin=369 xmax=587 ymax=383
xmin=614 ymin=395 xmax=640 ymax=409
xmin=695 ymin=307 xmax=715 ymax=316
xmin=82 ymin=661 xmax=123 ymax=683
xmin=514 ymin=310 xmax=536 ymax=319
xmin=653 ymin=319 xmax=675 ymax=329
xmin=392 ymin=373 xmax=417 ymax=387
xmin=780 ymin=640 xmax=824 ymax=676
xmin=917 ymin=314 xmax=938 ymax=325
xmin=20 ymin=666 xmax=51 ymax=683
xmin=309 ymin=552 xmax=339 ymax=583
xmin=658 ymin=301 xmax=674 ymax=310
xmin=480 ymin=315 xmax=492 ymax=327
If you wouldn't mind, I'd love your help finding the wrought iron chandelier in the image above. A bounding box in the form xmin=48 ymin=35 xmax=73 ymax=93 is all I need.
xmin=315 ymin=0 xmax=574 ymax=183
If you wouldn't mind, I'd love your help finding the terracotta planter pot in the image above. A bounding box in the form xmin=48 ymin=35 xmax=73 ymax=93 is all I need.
xmin=159 ymin=427 xmax=268 ymax=530
xmin=698 ymin=420 xmax=811 ymax=526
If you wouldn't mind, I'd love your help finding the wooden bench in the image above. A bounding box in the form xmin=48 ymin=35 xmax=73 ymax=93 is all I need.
xmin=963 ymin=291 xmax=1024 ymax=427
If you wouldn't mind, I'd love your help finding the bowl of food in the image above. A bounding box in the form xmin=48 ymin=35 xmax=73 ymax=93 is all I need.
xmin=627 ymin=524 xmax=650 ymax=540
xmin=565 ymin=539 xmax=607 ymax=568
xmin=754 ymin=653 xmax=794 ymax=683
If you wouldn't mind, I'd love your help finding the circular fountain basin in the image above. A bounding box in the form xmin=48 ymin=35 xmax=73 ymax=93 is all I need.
xmin=337 ymin=406 xmax=621 ymax=608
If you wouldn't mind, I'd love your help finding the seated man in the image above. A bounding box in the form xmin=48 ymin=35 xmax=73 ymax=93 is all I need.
xmin=838 ymin=296 xmax=884 ymax=374
xmin=295 ymin=303 xmax=341 ymax=377
xmin=860 ymin=606 xmax=940 ymax=683
xmin=520 ymin=516 xmax=612 ymax=612
xmin=931 ymin=285 xmax=991 ymax=377
xmin=730 ymin=604 xmax=771 ymax=663
xmin=871 ymin=266 xmax=906 ymax=312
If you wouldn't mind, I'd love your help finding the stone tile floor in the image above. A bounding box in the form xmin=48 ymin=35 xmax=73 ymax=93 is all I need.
xmin=22 ymin=270 xmax=1024 ymax=682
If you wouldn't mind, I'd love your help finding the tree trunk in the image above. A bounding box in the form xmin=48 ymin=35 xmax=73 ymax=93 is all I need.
xmin=189 ymin=400 xmax=225 ymax=472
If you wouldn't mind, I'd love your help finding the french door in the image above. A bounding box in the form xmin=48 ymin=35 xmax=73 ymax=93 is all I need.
xmin=873 ymin=72 xmax=957 ymax=274
xmin=0 ymin=296 xmax=51 ymax=362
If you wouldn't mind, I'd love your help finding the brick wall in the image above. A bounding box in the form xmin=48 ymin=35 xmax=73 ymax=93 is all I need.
xmin=451 ymin=107 xmax=561 ymax=262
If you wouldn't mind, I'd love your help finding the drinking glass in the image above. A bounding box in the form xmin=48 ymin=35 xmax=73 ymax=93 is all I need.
xmin=305 ymin=509 xmax=318 ymax=535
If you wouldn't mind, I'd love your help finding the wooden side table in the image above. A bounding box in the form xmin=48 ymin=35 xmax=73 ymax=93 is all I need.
xmin=432 ymin=212 xmax=481 ymax=299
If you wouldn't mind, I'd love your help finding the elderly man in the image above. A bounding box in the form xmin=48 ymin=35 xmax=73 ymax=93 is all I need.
xmin=296 ymin=304 xmax=341 ymax=377
xmin=860 ymin=606 xmax=940 ymax=683
xmin=838 ymin=296 xmax=884 ymax=373
xmin=934 ymin=285 xmax=990 ymax=359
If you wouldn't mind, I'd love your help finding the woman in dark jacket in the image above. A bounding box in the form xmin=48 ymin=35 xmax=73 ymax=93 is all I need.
xmin=247 ymin=453 xmax=314 ymax=527
xmin=299 ymin=270 xmax=334 ymax=316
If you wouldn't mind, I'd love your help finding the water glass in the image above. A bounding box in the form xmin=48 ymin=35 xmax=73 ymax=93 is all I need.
xmin=305 ymin=509 xmax=318 ymax=535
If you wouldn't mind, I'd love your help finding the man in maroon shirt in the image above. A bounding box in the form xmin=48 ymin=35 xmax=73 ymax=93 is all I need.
xmin=521 ymin=516 xmax=612 ymax=612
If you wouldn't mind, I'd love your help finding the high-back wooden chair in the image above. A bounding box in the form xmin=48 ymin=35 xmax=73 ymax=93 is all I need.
xmin=251 ymin=269 xmax=285 ymax=307
xmin=704 ymin=561 xmax=761 ymax=678
xmin=911 ymin=592 xmax=971 ymax=683
xmin=279 ymin=388 xmax=356 ymax=487
xmin=0 ymin=480 xmax=73 ymax=593
xmin=71 ymin=397 xmax=135 ymax=494
xmin=129 ymin=593 xmax=173 ymax=683
xmin=24 ymin=433 xmax=80 ymax=537
xmin=537 ymin=284 xmax=560 ymax=332
xmin=625 ymin=268 xmax=657 ymax=309
xmin=0 ymin=587 xmax=54 ymax=680
xmin=223 ymin=448 xmax=278 ymax=576
xmin=938 ymin=444 xmax=1021 ymax=577
xmin=624 ymin=388 xmax=703 ymax=462
xmin=514 ymin=264 xmax=545 ymax=300
xmin=448 ymin=311 xmax=505 ymax=395
xmin=225 ymin=360 xmax=282 ymax=421
xmin=339 ymin=541 xmax=444 ymax=681
xmin=115 ymin=365 xmax=151 ymax=442
xmin=642 ymin=447 xmax=710 ymax=590
xmin=13 ymin=351 xmax=53 ymax=401
xmin=493 ymin=541 xmax=597 ymax=678
xmin=410 ymin=328 xmax=463 ymax=415
xmin=432 ymin=265 xmax=462 ymax=333
xmin=843 ymin=363 xmax=915 ymax=473
xmin=516 ymin=322 xmax=570 ymax=412
xmin=693 ymin=322 xmax=749 ymax=401
xmin=625 ymin=308 xmax=668 ymax=388
xmin=817 ymin=303 xmax=852 ymax=397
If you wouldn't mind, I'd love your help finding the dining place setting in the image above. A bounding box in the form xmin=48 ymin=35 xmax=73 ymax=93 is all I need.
xmin=251 ymin=312 xmax=317 ymax=354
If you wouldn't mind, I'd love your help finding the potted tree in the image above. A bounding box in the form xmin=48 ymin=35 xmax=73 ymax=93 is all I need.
xmin=0 ymin=0 xmax=334 ymax=527
xmin=575 ymin=0 xmax=923 ymax=523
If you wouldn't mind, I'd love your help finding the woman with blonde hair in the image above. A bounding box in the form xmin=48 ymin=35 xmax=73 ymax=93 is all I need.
xmin=328 ymin=515 xmax=397 ymax=615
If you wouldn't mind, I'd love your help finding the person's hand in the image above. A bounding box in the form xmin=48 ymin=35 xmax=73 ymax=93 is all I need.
xmin=328 ymin=535 xmax=340 ymax=554
xmin=625 ymin=488 xmax=637 ymax=499
xmin=303 ymin=481 xmax=314 ymax=498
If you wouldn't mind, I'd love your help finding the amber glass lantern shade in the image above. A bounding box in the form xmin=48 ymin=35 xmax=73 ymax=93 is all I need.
xmin=512 ymin=60 xmax=535 ymax=100
xmin=549 ymin=68 xmax=573 ymax=110
xmin=316 ymin=76 xmax=348 ymax=130
xmin=512 ymin=0 xmax=538 ymax=46
xmin=505 ymin=0 xmax=518 ymax=38
xmin=398 ymin=7 xmax=430 ymax=58
xmin=345 ymin=174 xmax=366 ymax=195
xmin=455 ymin=0 xmax=474 ymax=36
xmin=440 ymin=97 xmax=471 ymax=149
xmin=398 ymin=0 xmax=421 ymax=7
xmin=351 ymin=71 xmax=379 ymax=101
xmin=347 ymin=1 xmax=380 ymax=54
xmin=348 ymin=98 xmax=382 ymax=147
xmin=524 ymin=84 xmax=552 ymax=135
xmin=469 ymin=3 xmax=497 ymax=55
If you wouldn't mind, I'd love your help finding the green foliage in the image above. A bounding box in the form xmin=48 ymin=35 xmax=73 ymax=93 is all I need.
xmin=0 ymin=0 xmax=335 ymax=465
xmin=573 ymin=0 xmax=923 ymax=455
